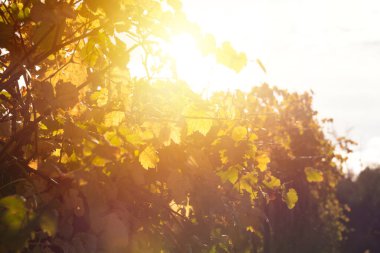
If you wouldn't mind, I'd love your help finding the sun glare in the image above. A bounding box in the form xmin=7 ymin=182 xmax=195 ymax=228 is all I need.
xmin=161 ymin=34 xmax=267 ymax=95
xmin=162 ymin=34 xmax=216 ymax=92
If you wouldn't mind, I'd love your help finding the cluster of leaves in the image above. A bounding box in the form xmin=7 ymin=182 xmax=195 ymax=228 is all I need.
xmin=0 ymin=0 xmax=348 ymax=252
xmin=242 ymin=86 xmax=350 ymax=253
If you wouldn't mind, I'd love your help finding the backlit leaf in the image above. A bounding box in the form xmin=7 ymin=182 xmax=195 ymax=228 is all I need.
xmin=263 ymin=175 xmax=281 ymax=189
xmin=256 ymin=154 xmax=270 ymax=172
xmin=232 ymin=126 xmax=247 ymax=142
xmin=217 ymin=165 xmax=240 ymax=184
xmin=0 ymin=195 xmax=26 ymax=232
xmin=90 ymin=88 xmax=108 ymax=107
xmin=139 ymin=145 xmax=159 ymax=170
xmin=284 ymin=188 xmax=298 ymax=209
xmin=104 ymin=131 xmax=122 ymax=147
xmin=104 ymin=111 xmax=125 ymax=127
xmin=304 ymin=167 xmax=324 ymax=183
xmin=185 ymin=107 xmax=213 ymax=136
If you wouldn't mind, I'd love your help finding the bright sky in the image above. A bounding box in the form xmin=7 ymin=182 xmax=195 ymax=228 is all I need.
xmin=176 ymin=0 xmax=380 ymax=174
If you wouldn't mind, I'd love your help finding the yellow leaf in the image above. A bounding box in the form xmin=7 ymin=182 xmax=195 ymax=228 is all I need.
xmin=139 ymin=145 xmax=159 ymax=170
xmin=104 ymin=111 xmax=125 ymax=127
xmin=231 ymin=126 xmax=247 ymax=142
xmin=185 ymin=106 xmax=213 ymax=136
xmin=304 ymin=167 xmax=324 ymax=183
xmin=104 ymin=131 xmax=122 ymax=147
xmin=263 ymin=175 xmax=281 ymax=189
xmin=90 ymin=88 xmax=108 ymax=107
xmin=219 ymin=149 xmax=228 ymax=164
xmin=256 ymin=154 xmax=270 ymax=172
xmin=92 ymin=156 xmax=107 ymax=167
xmin=284 ymin=188 xmax=298 ymax=209
xmin=169 ymin=126 xmax=181 ymax=144
xmin=249 ymin=133 xmax=258 ymax=142
xmin=216 ymin=42 xmax=247 ymax=73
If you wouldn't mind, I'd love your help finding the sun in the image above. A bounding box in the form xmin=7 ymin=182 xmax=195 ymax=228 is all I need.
xmin=126 ymin=30 xmax=266 ymax=95
xmin=161 ymin=34 xmax=217 ymax=93
xmin=160 ymin=33 xmax=267 ymax=95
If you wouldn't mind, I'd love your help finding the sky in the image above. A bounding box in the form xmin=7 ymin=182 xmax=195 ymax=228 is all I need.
xmin=177 ymin=0 xmax=380 ymax=174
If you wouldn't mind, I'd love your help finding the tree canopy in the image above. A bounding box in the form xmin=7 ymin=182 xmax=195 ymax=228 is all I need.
xmin=0 ymin=0 xmax=350 ymax=252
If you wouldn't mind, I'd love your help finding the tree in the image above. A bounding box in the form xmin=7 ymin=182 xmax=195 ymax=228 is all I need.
xmin=338 ymin=167 xmax=380 ymax=253
xmin=0 ymin=0 xmax=348 ymax=252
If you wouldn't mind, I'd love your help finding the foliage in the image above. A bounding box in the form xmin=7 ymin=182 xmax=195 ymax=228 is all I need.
xmin=0 ymin=0 xmax=348 ymax=252
xmin=242 ymin=86 xmax=350 ymax=253
xmin=338 ymin=167 xmax=380 ymax=253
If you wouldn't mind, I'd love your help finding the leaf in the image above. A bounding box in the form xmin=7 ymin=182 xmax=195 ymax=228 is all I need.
xmin=92 ymin=156 xmax=108 ymax=167
xmin=104 ymin=111 xmax=125 ymax=127
xmin=304 ymin=167 xmax=324 ymax=183
xmin=64 ymin=122 xmax=87 ymax=143
xmin=219 ymin=149 xmax=228 ymax=164
xmin=32 ymin=80 xmax=55 ymax=113
xmin=104 ymin=131 xmax=122 ymax=147
xmin=217 ymin=165 xmax=240 ymax=184
xmin=231 ymin=126 xmax=247 ymax=142
xmin=0 ymin=195 xmax=26 ymax=232
xmin=169 ymin=125 xmax=181 ymax=144
xmin=40 ymin=210 xmax=58 ymax=236
xmin=263 ymin=175 xmax=281 ymax=189
xmin=139 ymin=145 xmax=159 ymax=170
xmin=256 ymin=59 xmax=267 ymax=73
xmin=55 ymin=81 xmax=79 ymax=109
xmin=216 ymin=42 xmax=247 ymax=73
xmin=284 ymin=188 xmax=298 ymax=209
xmin=90 ymin=88 xmax=108 ymax=107
xmin=256 ymin=154 xmax=270 ymax=172
xmin=185 ymin=106 xmax=213 ymax=136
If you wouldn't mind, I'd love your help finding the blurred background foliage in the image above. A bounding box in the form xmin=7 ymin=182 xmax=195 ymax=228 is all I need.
xmin=0 ymin=0 xmax=375 ymax=252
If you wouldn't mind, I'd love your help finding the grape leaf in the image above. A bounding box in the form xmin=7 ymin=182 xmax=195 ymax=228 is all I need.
xmin=263 ymin=175 xmax=281 ymax=189
xmin=104 ymin=111 xmax=125 ymax=127
xmin=256 ymin=154 xmax=270 ymax=172
xmin=284 ymin=188 xmax=298 ymax=209
xmin=185 ymin=107 xmax=213 ymax=136
xmin=139 ymin=145 xmax=159 ymax=170
xmin=231 ymin=126 xmax=247 ymax=142
xmin=304 ymin=167 xmax=324 ymax=183
xmin=217 ymin=165 xmax=239 ymax=184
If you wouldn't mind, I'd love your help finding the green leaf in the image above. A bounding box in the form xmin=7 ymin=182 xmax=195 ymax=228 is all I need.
xmin=104 ymin=111 xmax=125 ymax=127
xmin=304 ymin=167 xmax=324 ymax=183
xmin=231 ymin=126 xmax=247 ymax=142
xmin=0 ymin=195 xmax=26 ymax=232
xmin=139 ymin=145 xmax=159 ymax=170
xmin=40 ymin=210 xmax=57 ymax=236
xmin=284 ymin=188 xmax=298 ymax=209
xmin=217 ymin=165 xmax=240 ymax=184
